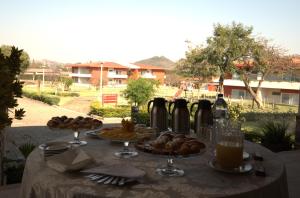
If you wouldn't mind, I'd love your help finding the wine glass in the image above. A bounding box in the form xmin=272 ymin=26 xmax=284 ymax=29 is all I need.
xmin=114 ymin=140 xmax=138 ymax=158
xmin=69 ymin=127 xmax=87 ymax=146
xmin=156 ymin=131 xmax=184 ymax=177
xmin=156 ymin=153 xmax=184 ymax=177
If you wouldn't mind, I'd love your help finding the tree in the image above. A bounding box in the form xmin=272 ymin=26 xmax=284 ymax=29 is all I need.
xmin=0 ymin=47 xmax=25 ymax=184
xmin=0 ymin=45 xmax=30 ymax=72
xmin=123 ymin=78 xmax=159 ymax=106
xmin=176 ymin=44 xmax=219 ymax=88
xmin=59 ymin=77 xmax=73 ymax=91
xmin=235 ymin=39 xmax=291 ymax=108
xmin=204 ymin=22 xmax=289 ymax=108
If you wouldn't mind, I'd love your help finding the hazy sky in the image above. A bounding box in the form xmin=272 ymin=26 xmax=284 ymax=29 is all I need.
xmin=1 ymin=0 xmax=300 ymax=63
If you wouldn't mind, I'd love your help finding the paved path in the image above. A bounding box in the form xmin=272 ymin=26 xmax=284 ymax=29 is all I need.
xmin=5 ymin=97 xmax=121 ymax=158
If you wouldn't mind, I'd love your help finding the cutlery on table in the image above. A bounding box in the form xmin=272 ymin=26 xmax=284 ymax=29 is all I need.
xmin=111 ymin=177 xmax=120 ymax=185
xmin=104 ymin=176 xmax=115 ymax=184
xmin=91 ymin=175 xmax=104 ymax=181
xmin=118 ymin=178 xmax=126 ymax=186
xmin=97 ymin=176 xmax=112 ymax=184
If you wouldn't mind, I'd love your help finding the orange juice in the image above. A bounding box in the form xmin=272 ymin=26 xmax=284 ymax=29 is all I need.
xmin=216 ymin=142 xmax=243 ymax=169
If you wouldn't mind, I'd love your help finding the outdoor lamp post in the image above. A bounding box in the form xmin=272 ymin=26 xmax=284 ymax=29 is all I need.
xmin=99 ymin=62 xmax=103 ymax=102
xmin=42 ymin=65 xmax=46 ymax=92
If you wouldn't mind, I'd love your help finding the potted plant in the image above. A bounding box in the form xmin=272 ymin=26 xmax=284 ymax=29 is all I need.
xmin=0 ymin=47 xmax=26 ymax=184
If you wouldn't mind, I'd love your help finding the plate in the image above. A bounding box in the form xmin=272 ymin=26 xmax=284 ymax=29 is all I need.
xmin=85 ymin=128 xmax=103 ymax=138
xmin=135 ymin=141 xmax=206 ymax=158
xmin=213 ymin=151 xmax=250 ymax=160
xmin=208 ymin=159 xmax=253 ymax=174
xmin=39 ymin=141 xmax=71 ymax=151
xmin=98 ymin=127 xmax=151 ymax=143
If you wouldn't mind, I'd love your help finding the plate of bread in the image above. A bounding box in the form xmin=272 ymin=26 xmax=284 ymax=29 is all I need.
xmin=135 ymin=132 xmax=206 ymax=157
xmin=98 ymin=119 xmax=155 ymax=142
xmin=47 ymin=116 xmax=103 ymax=130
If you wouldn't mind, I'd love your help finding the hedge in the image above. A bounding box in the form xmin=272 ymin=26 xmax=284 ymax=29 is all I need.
xmin=89 ymin=102 xmax=150 ymax=125
xmin=23 ymin=91 xmax=60 ymax=105
xmin=48 ymin=92 xmax=80 ymax=97
xmin=89 ymin=104 xmax=131 ymax=118
xmin=242 ymin=112 xmax=297 ymax=122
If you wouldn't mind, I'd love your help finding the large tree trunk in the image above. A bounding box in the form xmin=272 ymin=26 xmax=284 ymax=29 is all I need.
xmin=242 ymin=78 xmax=264 ymax=108
xmin=218 ymin=73 xmax=224 ymax=94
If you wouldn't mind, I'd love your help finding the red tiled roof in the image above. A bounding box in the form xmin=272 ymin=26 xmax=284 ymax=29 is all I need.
xmin=133 ymin=63 xmax=164 ymax=70
xmin=67 ymin=62 xmax=128 ymax=69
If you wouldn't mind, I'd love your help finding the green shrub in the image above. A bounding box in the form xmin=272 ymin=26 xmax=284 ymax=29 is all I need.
xmin=260 ymin=121 xmax=293 ymax=152
xmin=136 ymin=110 xmax=150 ymax=126
xmin=18 ymin=142 xmax=36 ymax=159
xmin=89 ymin=104 xmax=131 ymax=118
xmin=48 ymin=92 xmax=80 ymax=97
xmin=242 ymin=112 xmax=296 ymax=122
xmin=23 ymin=91 xmax=60 ymax=105
xmin=228 ymin=104 xmax=245 ymax=122
xmin=244 ymin=131 xmax=262 ymax=143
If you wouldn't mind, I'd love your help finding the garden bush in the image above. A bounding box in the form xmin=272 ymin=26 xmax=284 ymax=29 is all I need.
xmin=242 ymin=111 xmax=296 ymax=122
xmin=90 ymin=101 xmax=150 ymax=125
xmin=48 ymin=91 xmax=80 ymax=97
xmin=90 ymin=102 xmax=131 ymax=118
xmin=23 ymin=91 xmax=60 ymax=105
xmin=260 ymin=121 xmax=293 ymax=152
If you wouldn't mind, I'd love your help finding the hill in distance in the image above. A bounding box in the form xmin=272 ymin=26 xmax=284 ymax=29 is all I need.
xmin=134 ymin=56 xmax=176 ymax=70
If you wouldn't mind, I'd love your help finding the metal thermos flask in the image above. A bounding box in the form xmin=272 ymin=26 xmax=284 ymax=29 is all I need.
xmin=148 ymin=97 xmax=168 ymax=132
xmin=169 ymin=98 xmax=190 ymax=134
xmin=190 ymin=100 xmax=213 ymax=139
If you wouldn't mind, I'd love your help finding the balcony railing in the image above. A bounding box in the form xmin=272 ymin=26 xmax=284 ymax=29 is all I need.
xmin=223 ymin=79 xmax=300 ymax=90
xmin=141 ymin=73 xmax=156 ymax=79
xmin=107 ymin=73 xmax=128 ymax=79
xmin=69 ymin=73 xmax=91 ymax=78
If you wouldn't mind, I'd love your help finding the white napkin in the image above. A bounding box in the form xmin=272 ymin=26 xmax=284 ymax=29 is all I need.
xmin=47 ymin=148 xmax=94 ymax=172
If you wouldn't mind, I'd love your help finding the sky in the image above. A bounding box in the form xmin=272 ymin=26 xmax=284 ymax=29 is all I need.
xmin=1 ymin=0 xmax=300 ymax=63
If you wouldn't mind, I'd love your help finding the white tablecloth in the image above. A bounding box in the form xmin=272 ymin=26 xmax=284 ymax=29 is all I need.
xmin=20 ymin=134 xmax=289 ymax=198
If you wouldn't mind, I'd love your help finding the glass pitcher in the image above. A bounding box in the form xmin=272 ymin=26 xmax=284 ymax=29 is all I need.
xmin=215 ymin=121 xmax=243 ymax=169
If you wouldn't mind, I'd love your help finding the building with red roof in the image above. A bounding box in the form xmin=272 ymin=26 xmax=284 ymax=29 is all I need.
xmin=218 ymin=56 xmax=300 ymax=105
xmin=68 ymin=61 xmax=166 ymax=86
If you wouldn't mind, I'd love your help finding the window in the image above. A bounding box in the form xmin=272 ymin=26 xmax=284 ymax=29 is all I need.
xmin=232 ymin=89 xmax=245 ymax=99
xmin=231 ymin=89 xmax=251 ymax=99
xmin=79 ymin=77 xmax=90 ymax=84
xmin=272 ymin=92 xmax=281 ymax=96
xmin=72 ymin=68 xmax=78 ymax=73
xmin=282 ymin=93 xmax=299 ymax=105
xmin=79 ymin=68 xmax=90 ymax=74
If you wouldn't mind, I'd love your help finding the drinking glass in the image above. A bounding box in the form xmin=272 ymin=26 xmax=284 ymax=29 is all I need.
xmin=69 ymin=130 xmax=87 ymax=146
xmin=114 ymin=141 xmax=138 ymax=158
xmin=215 ymin=121 xmax=243 ymax=169
xmin=156 ymin=155 xmax=184 ymax=177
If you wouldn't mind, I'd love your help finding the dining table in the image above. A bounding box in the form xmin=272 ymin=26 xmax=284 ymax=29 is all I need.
xmin=20 ymin=128 xmax=289 ymax=198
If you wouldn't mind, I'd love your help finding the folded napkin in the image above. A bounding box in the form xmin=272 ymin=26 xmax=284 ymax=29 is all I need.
xmin=47 ymin=148 xmax=94 ymax=172
xmin=81 ymin=164 xmax=145 ymax=178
